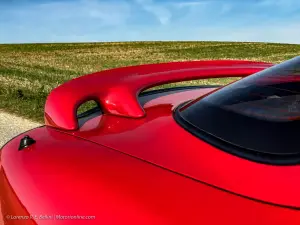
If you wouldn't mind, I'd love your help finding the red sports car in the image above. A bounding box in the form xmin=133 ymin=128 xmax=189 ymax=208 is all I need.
xmin=1 ymin=56 xmax=300 ymax=225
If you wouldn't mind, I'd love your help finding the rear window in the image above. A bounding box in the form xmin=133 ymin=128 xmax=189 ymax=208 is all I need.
xmin=176 ymin=56 xmax=300 ymax=165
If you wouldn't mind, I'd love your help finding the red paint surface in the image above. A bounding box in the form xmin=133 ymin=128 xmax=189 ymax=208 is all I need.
xmin=45 ymin=60 xmax=273 ymax=130
xmin=3 ymin=60 xmax=300 ymax=224
xmin=69 ymin=88 xmax=300 ymax=209
xmin=1 ymin=124 xmax=300 ymax=225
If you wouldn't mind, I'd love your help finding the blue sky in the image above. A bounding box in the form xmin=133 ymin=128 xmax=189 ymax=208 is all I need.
xmin=1 ymin=0 xmax=300 ymax=43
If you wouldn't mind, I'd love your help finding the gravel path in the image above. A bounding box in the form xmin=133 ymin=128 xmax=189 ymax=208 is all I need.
xmin=0 ymin=111 xmax=41 ymax=148
xmin=0 ymin=111 xmax=41 ymax=223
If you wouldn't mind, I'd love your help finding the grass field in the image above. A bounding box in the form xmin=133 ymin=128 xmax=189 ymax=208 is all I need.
xmin=1 ymin=41 xmax=300 ymax=123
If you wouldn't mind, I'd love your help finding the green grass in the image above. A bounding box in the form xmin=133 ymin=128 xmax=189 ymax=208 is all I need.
xmin=1 ymin=41 xmax=300 ymax=122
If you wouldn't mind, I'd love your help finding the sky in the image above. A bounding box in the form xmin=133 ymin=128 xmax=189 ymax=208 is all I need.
xmin=0 ymin=0 xmax=300 ymax=44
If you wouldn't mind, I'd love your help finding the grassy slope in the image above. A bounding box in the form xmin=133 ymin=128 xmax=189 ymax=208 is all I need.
xmin=1 ymin=41 xmax=300 ymax=123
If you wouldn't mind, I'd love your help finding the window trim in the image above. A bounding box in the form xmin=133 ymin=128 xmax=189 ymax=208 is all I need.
xmin=173 ymin=102 xmax=300 ymax=165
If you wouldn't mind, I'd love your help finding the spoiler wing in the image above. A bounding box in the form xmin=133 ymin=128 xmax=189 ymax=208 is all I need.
xmin=45 ymin=60 xmax=273 ymax=130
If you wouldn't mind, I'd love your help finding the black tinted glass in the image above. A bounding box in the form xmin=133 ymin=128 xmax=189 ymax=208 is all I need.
xmin=177 ymin=56 xmax=300 ymax=164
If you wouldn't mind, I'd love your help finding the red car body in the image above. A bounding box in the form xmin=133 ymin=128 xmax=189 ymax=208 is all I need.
xmin=2 ymin=58 xmax=300 ymax=225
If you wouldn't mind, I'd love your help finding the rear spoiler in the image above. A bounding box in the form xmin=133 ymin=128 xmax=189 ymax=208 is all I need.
xmin=45 ymin=60 xmax=273 ymax=130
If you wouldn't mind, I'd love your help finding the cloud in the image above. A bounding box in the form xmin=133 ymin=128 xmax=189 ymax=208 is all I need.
xmin=0 ymin=0 xmax=132 ymax=42
xmin=1 ymin=0 xmax=131 ymax=27
xmin=171 ymin=1 xmax=207 ymax=9
xmin=1 ymin=0 xmax=300 ymax=43
xmin=134 ymin=0 xmax=172 ymax=25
